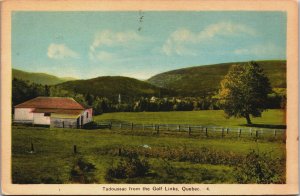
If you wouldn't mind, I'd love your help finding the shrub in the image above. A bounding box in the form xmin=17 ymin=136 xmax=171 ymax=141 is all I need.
xmin=234 ymin=150 xmax=285 ymax=184
xmin=70 ymin=157 xmax=97 ymax=183
xmin=105 ymin=153 xmax=150 ymax=181
xmin=102 ymin=146 xmax=244 ymax=166
xmin=82 ymin=121 xmax=98 ymax=129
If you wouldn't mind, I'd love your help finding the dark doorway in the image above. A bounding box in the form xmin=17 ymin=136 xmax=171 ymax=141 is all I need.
xmin=77 ymin=117 xmax=80 ymax=128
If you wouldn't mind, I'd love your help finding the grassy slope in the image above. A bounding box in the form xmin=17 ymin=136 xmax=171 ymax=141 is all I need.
xmin=12 ymin=69 xmax=76 ymax=85
xmin=94 ymin=109 xmax=286 ymax=128
xmin=147 ymin=60 xmax=286 ymax=96
xmin=56 ymin=76 xmax=173 ymax=100
xmin=12 ymin=126 xmax=285 ymax=184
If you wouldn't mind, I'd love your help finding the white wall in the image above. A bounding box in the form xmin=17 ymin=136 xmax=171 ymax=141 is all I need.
xmin=50 ymin=118 xmax=77 ymax=128
xmin=33 ymin=113 xmax=50 ymax=125
xmin=14 ymin=108 xmax=34 ymax=122
xmin=82 ymin=108 xmax=93 ymax=124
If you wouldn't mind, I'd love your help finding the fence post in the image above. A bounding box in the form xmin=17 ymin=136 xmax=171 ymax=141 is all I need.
xmin=30 ymin=142 xmax=34 ymax=152
xmin=205 ymin=127 xmax=208 ymax=137
xmin=255 ymin=130 xmax=259 ymax=138
xmin=109 ymin=122 xmax=112 ymax=130
xmin=156 ymin=125 xmax=159 ymax=135
xmin=221 ymin=128 xmax=224 ymax=138
xmin=73 ymin=145 xmax=77 ymax=154
xmin=178 ymin=125 xmax=180 ymax=131
xmin=131 ymin=122 xmax=134 ymax=131
xmin=274 ymin=129 xmax=277 ymax=137
xmin=118 ymin=148 xmax=122 ymax=156
xmin=238 ymin=128 xmax=242 ymax=137
xmin=120 ymin=123 xmax=122 ymax=129
xmin=153 ymin=124 xmax=155 ymax=131
xmin=188 ymin=126 xmax=191 ymax=136
xmin=226 ymin=128 xmax=229 ymax=134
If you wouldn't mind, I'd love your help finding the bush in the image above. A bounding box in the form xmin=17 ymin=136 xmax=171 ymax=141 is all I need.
xmin=101 ymin=146 xmax=244 ymax=166
xmin=70 ymin=157 xmax=97 ymax=183
xmin=105 ymin=153 xmax=150 ymax=181
xmin=82 ymin=121 xmax=98 ymax=129
xmin=234 ymin=150 xmax=285 ymax=184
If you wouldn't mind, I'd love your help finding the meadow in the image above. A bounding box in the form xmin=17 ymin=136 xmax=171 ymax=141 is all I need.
xmin=12 ymin=109 xmax=286 ymax=184
xmin=94 ymin=109 xmax=286 ymax=128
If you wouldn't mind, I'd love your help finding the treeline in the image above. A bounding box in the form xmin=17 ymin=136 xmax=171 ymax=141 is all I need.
xmin=12 ymin=78 xmax=50 ymax=107
xmin=12 ymin=78 xmax=286 ymax=115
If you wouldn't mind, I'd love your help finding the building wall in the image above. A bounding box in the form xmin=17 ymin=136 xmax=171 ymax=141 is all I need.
xmin=50 ymin=118 xmax=78 ymax=128
xmin=15 ymin=107 xmax=92 ymax=128
xmin=33 ymin=113 xmax=50 ymax=125
xmin=14 ymin=108 xmax=34 ymax=123
xmin=82 ymin=108 xmax=93 ymax=125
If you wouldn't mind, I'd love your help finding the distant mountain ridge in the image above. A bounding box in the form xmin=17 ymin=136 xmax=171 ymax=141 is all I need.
xmin=147 ymin=60 xmax=286 ymax=97
xmin=13 ymin=60 xmax=286 ymax=98
xmin=12 ymin=69 xmax=76 ymax=85
xmin=56 ymin=76 xmax=173 ymax=101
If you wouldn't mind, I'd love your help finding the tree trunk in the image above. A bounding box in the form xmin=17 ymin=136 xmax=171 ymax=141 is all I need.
xmin=245 ymin=113 xmax=252 ymax=125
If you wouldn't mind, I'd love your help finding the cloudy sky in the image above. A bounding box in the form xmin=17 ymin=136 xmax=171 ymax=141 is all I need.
xmin=12 ymin=11 xmax=286 ymax=79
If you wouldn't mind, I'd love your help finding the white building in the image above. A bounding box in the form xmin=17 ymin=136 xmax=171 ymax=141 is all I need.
xmin=14 ymin=97 xmax=93 ymax=128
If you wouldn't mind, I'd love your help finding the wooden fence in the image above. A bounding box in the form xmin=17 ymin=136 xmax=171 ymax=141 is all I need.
xmin=92 ymin=121 xmax=286 ymax=140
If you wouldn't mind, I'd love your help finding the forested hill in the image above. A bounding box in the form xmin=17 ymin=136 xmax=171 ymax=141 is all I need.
xmin=147 ymin=60 xmax=286 ymax=97
xmin=12 ymin=69 xmax=76 ymax=85
xmin=56 ymin=76 xmax=173 ymax=102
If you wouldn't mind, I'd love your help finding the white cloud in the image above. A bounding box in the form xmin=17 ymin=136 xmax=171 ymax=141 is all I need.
xmin=233 ymin=43 xmax=285 ymax=57
xmin=162 ymin=22 xmax=257 ymax=56
xmin=47 ymin=43 xmax=79 ymax=59
xmin=89 ymin=30 xmax=145 ymax=61
xmin=89 ymin=51 xmax=116 ymax=61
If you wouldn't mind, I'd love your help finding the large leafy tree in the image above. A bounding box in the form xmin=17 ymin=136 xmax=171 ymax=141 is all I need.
xmin=217 ymin=61 xmax=271 ymax=124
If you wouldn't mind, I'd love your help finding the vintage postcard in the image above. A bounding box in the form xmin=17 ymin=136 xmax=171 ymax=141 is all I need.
xmin=1 ymin=0 xmax=298 ymax=195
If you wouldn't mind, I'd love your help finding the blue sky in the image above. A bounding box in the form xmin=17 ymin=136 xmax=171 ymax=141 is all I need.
xmin=12 ymin=11 xmax=286 ymax=79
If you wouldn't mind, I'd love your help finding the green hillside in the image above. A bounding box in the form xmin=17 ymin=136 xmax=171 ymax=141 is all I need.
xmin=12 ymin=69 xmax=76 ymax=85
xmin=147 ymin=60 xmax=286 ymax=97
xmin=56 ymin=76 xmax=173 ymax=101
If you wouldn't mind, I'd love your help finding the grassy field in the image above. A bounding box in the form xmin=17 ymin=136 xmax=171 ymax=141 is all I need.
xmin=94 ymin=109 xmax=286 ymax=128
xmin=12 ymin=123 xmax=286 ymax=184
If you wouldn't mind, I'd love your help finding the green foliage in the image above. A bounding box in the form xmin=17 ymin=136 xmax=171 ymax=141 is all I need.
xmin=12 ymin=78 xmax=48 ymax=107
xmin=105 ymin=153 xmax=150 ymax=181
xmin=70 ymin=157 xmax=97 ymax=183
xmin=56 ymin=76 xmax=173 ymax=103
xmin=106 ymin=146 xmax=245 ymax=166
xmin=218 ymin=62 xmax=272 ymax=124
xmin=148 ymin=60 xmax=286 ymax=97
xmin=82 ymin=121 xmax=99 ymax=129
xmin=234 ymin=150 xmax=285 ymax=183
xmin=49 ymin=85 xmax=88 ymax=107
xmin=12 ymin=69 xmax=75 ymax=85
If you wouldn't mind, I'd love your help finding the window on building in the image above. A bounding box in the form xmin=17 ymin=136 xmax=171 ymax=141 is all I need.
xmin=86 ymin=112 xmax=89 ymax=118
xmin=44 ymin=113 xmax=51 ymax=116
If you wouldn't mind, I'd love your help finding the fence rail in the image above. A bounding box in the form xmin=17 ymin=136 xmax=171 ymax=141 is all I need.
xmin=91 ymin=121 xmax=285 ymax=140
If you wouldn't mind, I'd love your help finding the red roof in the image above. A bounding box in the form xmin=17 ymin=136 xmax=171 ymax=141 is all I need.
xmin=32 ymin=108 xmax=84 ymax=115
xmin=15 ymin=97 xmax=84 ymax=110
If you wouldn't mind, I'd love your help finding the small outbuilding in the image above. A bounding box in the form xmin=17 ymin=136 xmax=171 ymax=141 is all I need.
xmin=14 ymin=97 xmax=92 ymax=128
